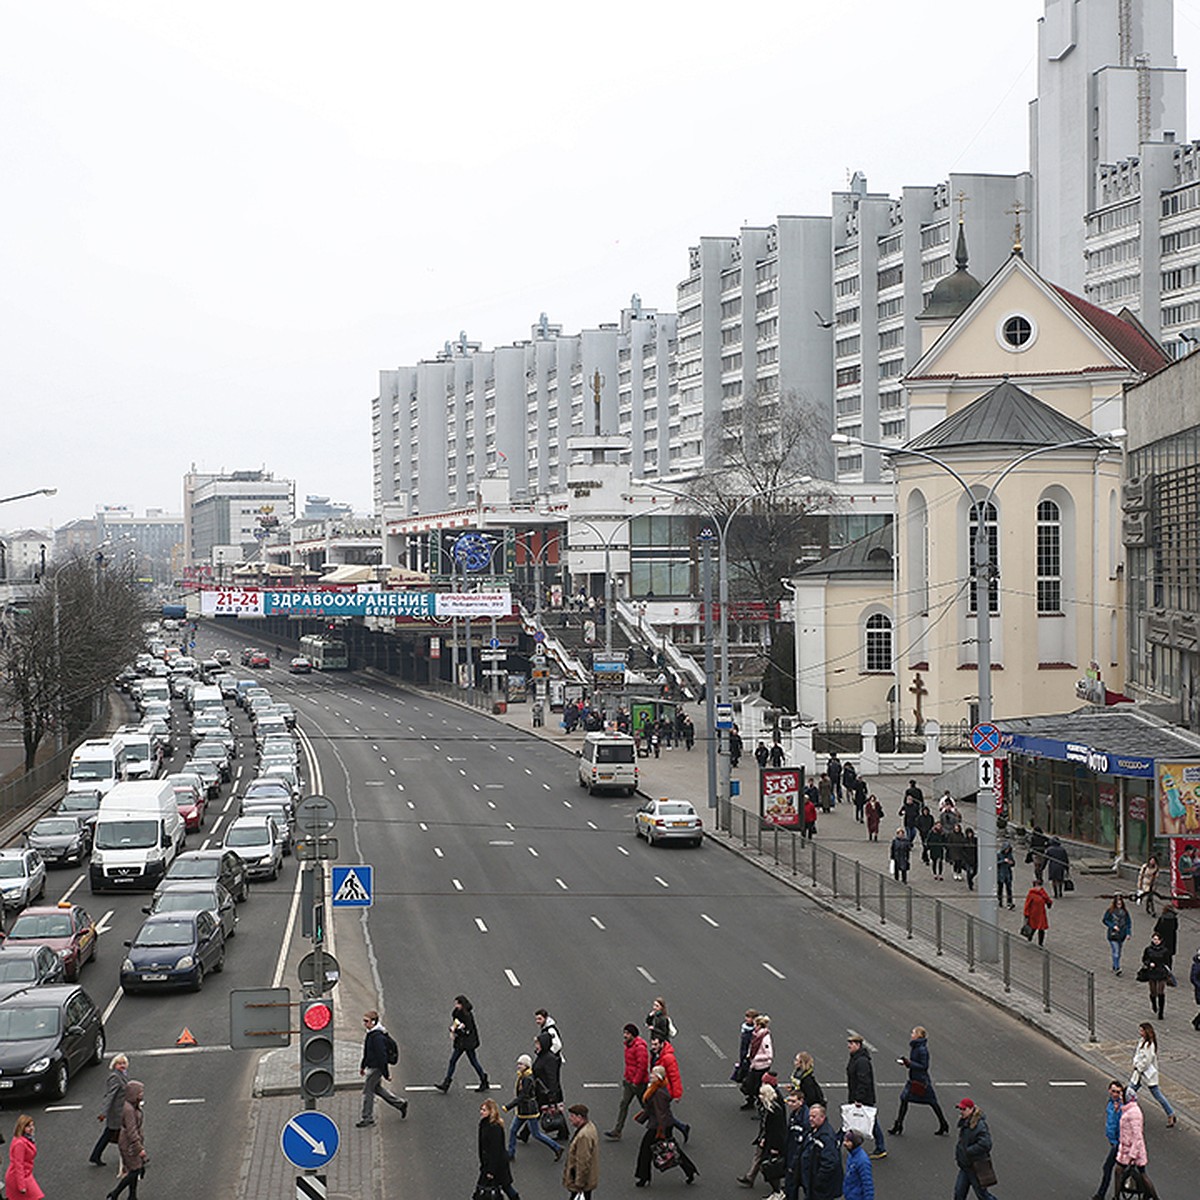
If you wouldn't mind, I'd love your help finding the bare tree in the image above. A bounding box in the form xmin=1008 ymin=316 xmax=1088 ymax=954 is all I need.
xmin=2 ymin=557 xmax=150 ymax=769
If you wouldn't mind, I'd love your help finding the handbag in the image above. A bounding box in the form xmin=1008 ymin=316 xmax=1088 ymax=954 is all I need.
xmin=840 ymin=1103 xmax=876 ymax=1137
xmin=1064 ymin=877 xmax=1075 ymax=892
xmin=972 ymin=1155 xmax=998 ymax=1188
xmin=651 ymin=1137 xmax=679 ymax=1172
xmin=1020 ymin=922 xmax=1035 ymax=941
xmin=1166 ymin=969 xmax=1177 ymax=988
xmin=540 ymin=1103 xmax=566 ymax=1136
xmin=731 ymin=1061 xmax=747 ymax=1084
xmin=473 ymin=1186 xmax=503 ymax=1200
xmin=906 ymin=1078 xmax=927 ymax=1099
xmin=761 ymin=1153 xmax=787 ymax=1184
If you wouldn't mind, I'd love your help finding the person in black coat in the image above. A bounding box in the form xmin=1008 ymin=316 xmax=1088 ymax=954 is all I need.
xmin=479 ymin=1098 xmax=520 ymax=1200
xmin=1153 ymin=905 xmax=1179 ymax=965
xmin=532 ymin=1032 xmax=566 ymax=1138
xmin=1044 ymin=836 xmax=1070 ymax=898
xmin=887 ymin=1027 xmax=949 ymax=1136
xmin=798 ymin=1104 xmax=844 ymax=1200
xmin=890 ymin=830 xmax=912 ymax=884
xmin=846 ymin=1034 xmax=885 ymax=1156
xmin=780 ymin=1092 xmax=808 ymax=1200
xmin=1141 ymin=932 xmax=1173 ymax=1020
xmin=437 ymin=994 xmax=489 ymax=1092
xmin=953 ymin=1098 xmax=998 ymax=1200
xmin=735 ymin=1083 xmax=786 ymax=1188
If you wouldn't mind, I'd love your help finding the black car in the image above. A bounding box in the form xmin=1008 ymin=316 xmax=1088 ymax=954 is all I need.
xmin=26 ymin=815 xmax=91 ymax=866
xmin=0 ymin=984 xmax=105 ymax=1098
xmin=157 ymin=849 xmax=249 ymax=903
xmin=120 ymin=910 xmax=225 ymax=992
xmin=0 ymin=946 xmax=66 ymax=991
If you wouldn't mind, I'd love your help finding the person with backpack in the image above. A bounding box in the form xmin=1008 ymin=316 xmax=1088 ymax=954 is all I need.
xmin=358 ymin=1009 xmax=407 ymax=1127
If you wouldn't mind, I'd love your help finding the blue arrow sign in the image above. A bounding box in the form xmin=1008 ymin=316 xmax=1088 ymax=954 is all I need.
xmin=970 ymin=723 xmax=1001 ymax=755
xmin=331 ymin=865 xmax=373 ymax=908
xmin=280 ymin=1110 xmax=340 ymax=1170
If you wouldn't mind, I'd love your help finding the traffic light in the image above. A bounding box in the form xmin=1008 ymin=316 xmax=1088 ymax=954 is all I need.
xmin=299 ymin=998 xmax=335 ymax=1099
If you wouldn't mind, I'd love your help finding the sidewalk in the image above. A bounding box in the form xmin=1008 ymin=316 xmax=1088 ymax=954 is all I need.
xmin=489 ymin=696 xmax=1200 ymax=1125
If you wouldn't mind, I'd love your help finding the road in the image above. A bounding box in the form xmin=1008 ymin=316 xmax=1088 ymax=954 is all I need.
xmin=26 ymin=630 xmax=1200 ymax=1197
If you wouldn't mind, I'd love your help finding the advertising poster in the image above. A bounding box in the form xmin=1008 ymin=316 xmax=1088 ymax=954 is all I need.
xmin=761 ymin=768 xmax=802 ymax=828
xmin=1169 ymin=836 xmax=1200 ymax=903
xmin=1155 ymin=762 xmax=1200 ymax=836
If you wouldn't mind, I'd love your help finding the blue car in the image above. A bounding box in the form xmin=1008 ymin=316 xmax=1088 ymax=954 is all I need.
xmin=120 ymin=910 xmax=225 ymax=993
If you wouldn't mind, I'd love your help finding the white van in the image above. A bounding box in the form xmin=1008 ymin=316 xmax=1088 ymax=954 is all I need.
xmin=577 ymin=733 xmax=639 ymax=796
xmin=115 ymin=731 xmax=158 ymax=780
xmin=68 ymin=739 xmax=126 ymax=797
xmin=89 ymin=779 xmax=184 ymax=892
xmin=138 ymin=679 xmax=170 ymax=712
xmin=189 ymin=684 xmax=224 ymax=718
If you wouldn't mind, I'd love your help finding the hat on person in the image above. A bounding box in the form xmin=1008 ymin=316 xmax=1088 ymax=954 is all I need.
xmin=955 ymin=1097 xmax=975 ymax=1110
xmin=516 ymin=1053 xmax=532 ymax=1067
xmin=846 ymin=1031 xmax=863 ymax=1043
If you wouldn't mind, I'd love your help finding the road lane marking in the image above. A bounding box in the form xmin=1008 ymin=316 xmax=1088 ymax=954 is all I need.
xmin=101 ymin=985 xmax=123 ymax=1024
xmin=407 ymin=801 xmax=414 ymax=809
xmin=653 ymin=876 xmax=669 ymax=888
xmin=562 ymin=800 xmax=571 ymax=807
xmin=453 ymin=879 xmax=463 ymax=891
xmin=543 ymin=783 xmax=552 ymax=791
xmin=434 ymin=848 xmax=444 ymax=858
xmin=419 ymin=823 xmax=428 ymax=831
xmin=617 ymin=846 xmax=629 ymax=856
xmin=475 ymin=918 xmax=488 ymax=933
xmin=528 ymin=847 xmax=539 ymax=857
xmin=637 ymin=966 xmax=656 ymax=983
xmin=272 ymin=841 xmax=307 ymax=989
xmin=590 ymin=916 xmax=606 ymax=930
xmin=59 ymin=874 xmax=85 ymax=903
xmin=94 ymin=910 xmax=115 ymax=935
xmin=489 ymin=840 xmax=514 ymax=846
xmin=763 ymin=962 xmax=785 ymax=979
xmin=505 ymin=969 xmax=521 ymax=987
xmin=473 ymin=783 xmax=481 ymax=792
xmin=991 ymin=1081 xmax=1027 ymax=1087
xmin=505 ymin=822 xmax=514 ymax=830
xmin=700 ymin=1035 xmax=727 ymax=1059
xmin=168 ymin=1098 xmax=206 ymax=1105
xmin=555 ymin=878 xmax=568 ymax=890
xmin=485 ymin=784 xmax=504 ymax=789
xmin=487 ymin=801 xmax=497 ymax=809
xmin=1048 ymin=1081 xmax=1088 ymax=1087
xmin=587 ymin=821 xmax=597 ymax=830
xmin=701 ymin=913 xmax=719 ymax=927
xmin=43 ymin=1104 xmax=83 ymax=1111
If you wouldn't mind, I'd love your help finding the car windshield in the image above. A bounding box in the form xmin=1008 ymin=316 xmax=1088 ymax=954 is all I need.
xmin=124 ymin=744 xmax=149 ymax=762
xmin=70 ymin=763 xmax=112 ymax=781
xmin=194 ymin=744 xmax=224 ymax=759
xmin=0 ymin=1007 xmax=59 ymax=1041
xmin=187 ymin=762 xmax=217 ymax=778
xmin=0 ymin=861 xmax=28 ymax=879
xmin=225 ymin=827 xmax=269 ymax=848
xmin=596 ymin=744 xmax=635 ymax=764
xmin=0 ymin=961 xmax=37 ymax=983
xmin=9 ymin=914 xmax=72 ymax=939
xmin=169 ymin=859 xmax=217 ymax=879
xmin=135 ymin=920 xmax=193 ymax=947
xmin=60 ymin=794 xmax=100 ymax=813
xmin=156 ymin=893 xmax=214 ymax=914
xmin=94 ymin=820 xmax=158 ymax=850
xmin=33 ymin=820 xmax=76 ymax=837
xmin=657 ymin=804 xmax=695 ymax=817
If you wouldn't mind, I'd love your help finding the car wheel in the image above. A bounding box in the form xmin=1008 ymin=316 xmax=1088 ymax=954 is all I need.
xmin=192 ymin=965 xmax=205 ymax=992
xmin=50 ymin=1060 xmax=69 ymax=1100
xmin=268 ymin=863 xmax=278 ymax=882
xmin=92 ymin=1028 xmax=106 ymax=1067
xmin=213 ymin=948 xmax=226 ymax=974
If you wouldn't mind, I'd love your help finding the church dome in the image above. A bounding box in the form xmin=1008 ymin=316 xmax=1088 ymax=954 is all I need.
xmin=920 ymin=222 xmax=981 ymax=321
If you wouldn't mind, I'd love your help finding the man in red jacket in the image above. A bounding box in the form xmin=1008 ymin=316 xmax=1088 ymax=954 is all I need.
xmin=604 ymin=1024 xmax=649 ymax=1140
xmin=649 ymin=1033 xmax=689 ymax=1140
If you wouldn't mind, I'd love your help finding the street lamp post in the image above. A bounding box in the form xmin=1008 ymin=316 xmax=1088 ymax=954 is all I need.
xmin=832 ymin=429 xmax=1124 ymax=963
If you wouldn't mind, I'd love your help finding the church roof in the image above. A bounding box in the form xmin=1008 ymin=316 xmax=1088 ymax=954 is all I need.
xmin=795 ymin=522 xmax=893 ymax=579
xmin=904 ymin=379 xmax=1114 ymax=453
xmin=1049 ymin=287 xmax=1170 ymax=375
xmin=919 ymin=222 xmax=982 ymax=321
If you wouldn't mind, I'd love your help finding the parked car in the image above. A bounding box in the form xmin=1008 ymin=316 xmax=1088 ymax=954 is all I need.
xmin=223 ymin=816 xmax=284 ymax=881
xmin=26 ymin=816 xmax=91 ymax=866
xmin=0 ymin=983 xmax=105 ymax=1098
xmin=4 ymin=903 xmax=98 ymax=981
xmin=143 ymin=881 xmax=237 ymax=941
xmin=120 ymin=910 xmax=225 ymax=992
xmin=158 ymin=849 xmax=249 ymax=903
xmin=0 ymin=850 xmax=47 ymax=910
xmin=634 ymin=798 xmax=704 ymax=847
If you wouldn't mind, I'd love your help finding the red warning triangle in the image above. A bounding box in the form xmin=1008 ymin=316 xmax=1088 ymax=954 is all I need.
xmin=176 ymin=1027 xmax=198 ymax=1046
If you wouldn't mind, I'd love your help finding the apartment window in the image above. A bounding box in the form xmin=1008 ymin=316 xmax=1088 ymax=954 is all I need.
xmin=836 ymin=277 xmax=860 ymax=298
xmin=879 ymin=358 xmax=904 ymax=379
xmin=1160 ymin=226 xmax=1200 ymax=255
xmin=920 ymin=223 xmax=950 ymax=250
xmin=879 ymin=327 xmax=904 ymax=351
xmin=836 ymin=394 xmax=862 ymax=418
xmin=877 ymin=264 xmax=904 ymax=290
xmin=880 ymin=389 xmax=904 ymax=411
xmin=756 ymin=288 xmax=779 ymax=312
xmin=865 ymin=613 xmax=893 ymax=672
xmin=1087 ymin=202 xmax=1138 ymax=233
xmin=1036 ymin=499 xmax=1062 ymax=613
xmin=836 ymin=307 xmax=860 ymax=327
xmin=720 ymin=297 xmax=742 ymax=319
xmin=835 ymin=335 xmax=861 ymax=358
xmin=969 ymin=500 xmax=999 ymax=615
xmin=878 ymin=297 xmax=904 ymax=320
xmin=922 ymin=257 xmax=950 ymax=282
xmin=1162 ymin=185 xmax=1200 ymax=217
xmin=836 ymin=364 xmax=862 ymax=387
xmin=756 ymin=317 xmax=779 ymax=341
xmin=881 ymin=418 xmax=906 ymax=439
xmin=1162 ymin=264 xmax=1200 ymax=293
xmin=878 ymin=233 xmax=903 ymax=257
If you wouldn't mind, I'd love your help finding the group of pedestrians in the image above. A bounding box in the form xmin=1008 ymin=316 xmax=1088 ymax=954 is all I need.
xmin=885 ymin=784 xmax=987 ymax=890
xmin=76 ymin=1050 xmax=149 ymax=1199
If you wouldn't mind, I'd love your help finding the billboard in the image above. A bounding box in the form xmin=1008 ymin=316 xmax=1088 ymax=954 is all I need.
xmin=200 ymin=588 xmax=511 ymax=619
xmin=760 ymin=767 xmax=802 ymax=828
xmin=1155 ymin=762 xmax=1200 ymax=837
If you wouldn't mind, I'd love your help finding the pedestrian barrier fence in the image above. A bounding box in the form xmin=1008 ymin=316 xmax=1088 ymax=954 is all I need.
xmin=722 ymin=803 xmax=1097 ymax=1041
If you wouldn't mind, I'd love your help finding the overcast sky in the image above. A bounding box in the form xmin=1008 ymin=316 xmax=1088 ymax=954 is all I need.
xmin=4 ymin=0 xmax=1200 ymax=534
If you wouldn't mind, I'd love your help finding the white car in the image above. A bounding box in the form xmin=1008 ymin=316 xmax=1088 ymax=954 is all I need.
xmin=634 ymin=799 xmax=704 ymax=848
xmin=223 ymin=816 xmax=284 ymax=881
xmin=0 ymin=849 xmax=47 ymax=909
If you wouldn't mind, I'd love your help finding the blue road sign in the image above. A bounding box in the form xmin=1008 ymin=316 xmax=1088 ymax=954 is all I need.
xmin=970 ymin=723 xmax=1001 ymax=755
xmin=189 ymin=640 xmax=196 ymax=648
xmin=534 ymin=630 xmax=545 ymax=643
xmin=489 ymin=637 xmax=500 ymax=648
xmin=331 ymin=865 xmax=373 ymax=908
xmin=280 ymin=1110 xmax=340 ymax=1170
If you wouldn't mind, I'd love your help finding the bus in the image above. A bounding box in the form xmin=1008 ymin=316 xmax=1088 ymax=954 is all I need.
xmin=298 ymin=635 xmax=349 ymax=670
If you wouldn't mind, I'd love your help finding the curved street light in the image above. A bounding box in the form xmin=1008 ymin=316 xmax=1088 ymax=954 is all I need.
xmin=832 ymin=428 xmax=1125 ymax=960
xmin=0 ymin=487 xmax=56 ymax=506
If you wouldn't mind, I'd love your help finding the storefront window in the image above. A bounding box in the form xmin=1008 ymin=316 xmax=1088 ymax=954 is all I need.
xmin=1125 ymin=781 xmax=1150 ymax=863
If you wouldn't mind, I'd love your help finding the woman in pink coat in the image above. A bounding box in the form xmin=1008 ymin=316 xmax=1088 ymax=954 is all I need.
xmin=1114 ymin=1088 xmax=1160 ymax=1198
xmin=5 ymin=1114 xmax=44 ymax=1200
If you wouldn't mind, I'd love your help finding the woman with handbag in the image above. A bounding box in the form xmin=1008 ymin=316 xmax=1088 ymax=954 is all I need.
xmin=1130 ymin=1023 xmax=1176 ymax=1127
xmin=1022 ymin=883 xmax=1052 ymax=946
xmin=1102 ymin=896 xmax=1133 ymax=975
xmin=478 ymin=1098 xmax=520 ymax=1200
xmin=1136 ymin=855 xmax=1160 ymax=917
xmin=740 ymin=1014 xmax=773 ymax=1110
xmin=505 ymin=1054 xmax=563 ymax=1161
xmin=106 ymin=1079 xmax=147 ymax=1200
xmin=1138 ymin=933 xmax=1173 ymax=1022
xmin=437 ymin=994 xmax=489 ymax=1093
xmin=888 ymin=1027 xmax=949 ymax=1136
xmin=634 ymin=1065 xmax=697 ymax=1187
xmin=735 ymin=1082 xmax=785 ymax=1189
xmin=1113 ymin=1087 xmax=1161 ymax=1198
xmin=533 ymin=1032 xmax=566 ymax=1140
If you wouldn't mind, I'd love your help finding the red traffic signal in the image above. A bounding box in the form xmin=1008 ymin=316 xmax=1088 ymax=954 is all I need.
xmin=303 ymin=1001 xmax=332 ymax=1032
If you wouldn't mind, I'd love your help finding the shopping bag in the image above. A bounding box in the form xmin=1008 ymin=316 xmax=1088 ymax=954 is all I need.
xmin=840 ymin=1103 xmax=876 ymax=1137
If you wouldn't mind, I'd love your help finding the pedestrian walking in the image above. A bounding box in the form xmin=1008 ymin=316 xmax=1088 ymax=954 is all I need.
xmin=6 ymin=1115 xmax=42 ymax=1200
xmin=89 ymin=1052 xmax=129 ymax=1167
xmin=1153 ymin=904 xmax=1179 ymax=965
xmin=827 ymin=753 xmax=843 ymax=802
xmin=845 ymin=1032 xmax=886 ymax=1158
xmin=899 ymin=793 xmax=921 ymax=847
xmin=506 ymin=1054 xmax=563 ymax=1160
xmin=996 ymin=842 xmax=1015 ymax=909
xmin=864 ymin=794 xmax=883 ymax=841
xmin=916 ymin=804 xmax=934 ymax=864
xmin=1090 ymin=1080 xmax=1125 ymax=1200
xmin=1028 ymin=826 xmax=1048 ymax=885
xmin=842 ymin=761 xmax=858 ymax=804
xmin=1022 ymin=883 xmax=1051 ymax=947
xmin=755 ymin=742 xmax=770 ymax=770
xmin=889 ymin=828 xmax=912 ymax=884
xmin=436 ymin=994 xmax=489 ymax=1092
xmin=841 ymin=1129 xmax=875 ymax=1200
xmin=647 ymin=1033 xmax=688 ymax=1140
xmin=1138 ymin=933 xmax=1173 ymax=1021
xmin=729 ymin=726 xmax=743 ymax=769
xmin=963 ymin=828 xmax=980 ymax=891
xmin=853 ymin=777 xmax=868 ymax=824
xmin=946 ymin=823 xmax=967 ymax=883
xmin=632 ymin=1065 xmax=697 ymax=1187
xmin=1044 ymin=837 xmax=1070 ymax=898
xmin=563 ymin=1104 xmax=600 ymax=1200
xmin=1103 ymin=896 xmax=1133 ymax=976
xmin=952 ymin=1098 xmax=998 ymax=1200
xmin=927 ymin=822 xmax=947 ymax=880
xmin=358 ymin=1009 xmax=407 ymax=1127
xmin=803 ymin=796 xmax=818 ymax=842
xmin=1114 ymin=1088 xmax=1162 ymax=1198
xmin=736 ymin=1082 xmax=786 ymax=1189
xmin=768 ymin=742 xmax=785 ymax=769
xmin=789 ymin=1050 xmax=826 ymax=1109
xmin=780 ymin=1092 xmax=808 ymax=1200
xmin=740 ymin=1014 xmax=774 ymax=1109
xmin=1191 ymin=947 xmax=1200 ymax=1031
xmin=605 ymin=1024 xmax=649 ymax=1141
xmin=106 ymin=1080 xmax=148 ymax=1200
xmin=1130 ymin=1022 xmax=1176 ymax=1126
xmin=645 ymin=996 xmax=673 ymax=1043
xmin=534 ymin=1031 xmax=566 ymax=1138
xmin=1136 ymin=855 xmax=1161 ymax=917
xmin=903 ymin=778 xmax=924 ymax=813
xmin=887 ymin=1026 xmax=950 ymax=1136
xmin=818 ymin=774 xmax=833 ymax=813
xmin=478 ymin=1098 xmax=521 ymax=1200
xmin=729 ymin=1010 xmax=757 ymax=1101
xmin=682 ymin=715 xmax=695 ymax=751
xmin=535 ymin=1008 xmax=564 ymax=1057
xmin=797 ymin=1104 xmax=843 ymax=1200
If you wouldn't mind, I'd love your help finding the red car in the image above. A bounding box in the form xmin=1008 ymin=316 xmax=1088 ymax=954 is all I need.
xmin=166 ymin=774 xmax=206 ymax=833
xmin=5 ymin=901 xmax=97 ymax=982
xmin=248 ymin=652 xmax=270 ymax=669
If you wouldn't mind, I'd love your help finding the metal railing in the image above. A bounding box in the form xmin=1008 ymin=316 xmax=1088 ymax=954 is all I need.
xmin=723 ymin=804 xmax=1097 ymax=1040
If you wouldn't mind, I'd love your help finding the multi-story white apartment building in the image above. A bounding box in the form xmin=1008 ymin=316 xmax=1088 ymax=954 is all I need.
xmin=182 ymin=469 xmax=295 ymax=566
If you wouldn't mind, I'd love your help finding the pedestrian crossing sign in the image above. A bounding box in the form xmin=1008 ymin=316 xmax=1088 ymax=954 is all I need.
xmin=331 ymin=865 xmax=373 ymax=908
